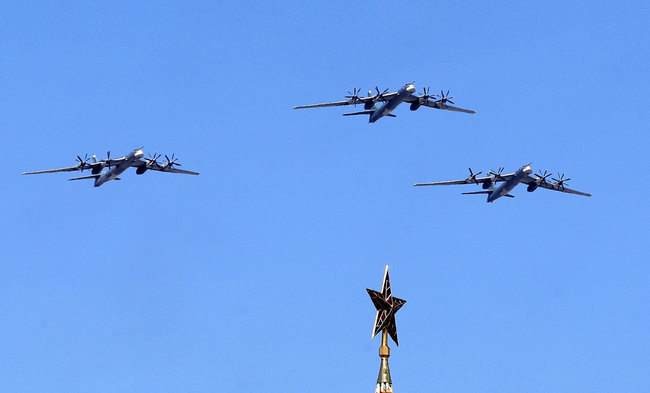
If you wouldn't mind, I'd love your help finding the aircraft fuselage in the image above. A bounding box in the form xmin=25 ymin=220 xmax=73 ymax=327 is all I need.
xmin=369 ymin=83 xmax=416 ymax=123
xmin=487 ymin=164 xmax=533 ymax=202
xmin=94 ymin=149 xmax=144 ymax=187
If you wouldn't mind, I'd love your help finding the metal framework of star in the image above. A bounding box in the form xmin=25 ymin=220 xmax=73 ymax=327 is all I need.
xmin=366 ymin=265 xmax=406 ymax=346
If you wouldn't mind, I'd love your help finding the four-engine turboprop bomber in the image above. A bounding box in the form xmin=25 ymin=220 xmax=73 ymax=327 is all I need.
xmin=414 ymin=164 xmax=591 ymax=203
xmin=22 ymin=148 xmax=200 ymax=187
xmin=293 ymin=83 xmax=475 ymax=123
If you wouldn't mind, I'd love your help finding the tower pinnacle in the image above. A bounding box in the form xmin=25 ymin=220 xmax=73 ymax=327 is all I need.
xmin=366 ymin=265 xmax=406 ymax=393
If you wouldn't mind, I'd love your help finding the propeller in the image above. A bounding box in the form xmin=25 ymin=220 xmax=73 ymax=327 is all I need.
xmin=163 ymin=153 xmax=182 ymax=170
xmin=105 ymin=150 xmax=112 ymax=169
xmin=345 ymin=87 xmax=363 ymax=106
xmin=145 ymin=152 xmax=162 ymax=168
xmin=421 ymin=86 xmax=435 ymax=100
xmin=535 ymin=169 xmax=552 ymax=185
xmin=488 ymin=167 xmax=505 ymax=183
xmin=434 ymin=90 xmax=455 ymax=105
xmin=551 ymin=173 xmax=571 ymax=190
xmin=418 ymin=86 xmax=437 ymax=104
xmin=465 ymin=167 xmax=483 ymax=184
xmin=373 ymin=86 xmax=389 ymax=102
xmin=75 ymin=154 xmax=92 ymax=172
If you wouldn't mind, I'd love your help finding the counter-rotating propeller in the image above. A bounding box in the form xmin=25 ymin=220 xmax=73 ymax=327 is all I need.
xmin=162 ymin=153 xmax=182 ymax=170
xmin=552 ymin=173 xmax=571 ymax=190
xmin=75 ymin=154 xmax=92 ymax=172
xmin=535 ymin=170 xmax=552 ymax=185
xmin=145 ymin=152 xmax=162 ymax=168
xmin=345 ymin=87 xmax=363 ymax=106
xmin=488 ymin=167 xmax=505 ymax=183
xmin=465 ymin=167 xmax=483 ymax=184
xmin=435 ymin=90 xmax=455 ymax=105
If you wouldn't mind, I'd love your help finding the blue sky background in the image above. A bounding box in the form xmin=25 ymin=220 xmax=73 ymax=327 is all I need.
xmin=1 ymin=1 xmax=649 ymax=392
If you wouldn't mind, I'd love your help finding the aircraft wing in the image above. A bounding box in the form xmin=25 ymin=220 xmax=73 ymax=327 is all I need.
xmin=158 ymin=167 xmax=200 ymax=175
xmin=22 ymin=162 xmax=104 ymax=175
xmin=372 ymin=91 xmax=399 ymax=102
xmin=293 ymin=100 xmax=355 ymax=109
xmin=23 ymin=165 xmax=83 ymax=175
xmin=130 ymin=159 xmax=200 ymax=175
xmin=414 ymin=173 xmax=515 ymax=186
xmin=422 ymin=98 xmax=476 ymax=114
xmin=520 ymin=175 xmax=592 ymax=197
xmin=293 ymin=91 xmax=399 ymax=109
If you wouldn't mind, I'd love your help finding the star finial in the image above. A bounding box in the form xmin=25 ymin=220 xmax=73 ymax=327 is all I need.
xmin=367 ymin=265 xmax=406 ymax=346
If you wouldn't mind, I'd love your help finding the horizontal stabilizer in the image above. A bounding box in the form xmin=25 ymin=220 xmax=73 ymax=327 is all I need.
xmin=68 ymin=175 xmax=100 ymax=181
xmin=386 ymin=113 xmax=397 ymax=117
xmin=461 ymin=191 xmax=491 ymax=195
xmin=342 ymin=111 xmax=374 ymax=116
xmin=503 ymin=193 xmax=515 ymax=198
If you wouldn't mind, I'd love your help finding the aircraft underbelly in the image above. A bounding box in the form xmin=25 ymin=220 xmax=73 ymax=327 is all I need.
xmin=97 ymin=164 xmax=129 ymax=185
xmin=489 ymin=181 xmax=514 ymax=201
xmin=501 ymin=182 xmax=517 ymax=195
xmin=384 ymin=99 xmax=402 ymax=113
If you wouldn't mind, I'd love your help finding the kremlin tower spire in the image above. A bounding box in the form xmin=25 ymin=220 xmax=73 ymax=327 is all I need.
xmin=366 ymin=265 xmax=406 ymax=393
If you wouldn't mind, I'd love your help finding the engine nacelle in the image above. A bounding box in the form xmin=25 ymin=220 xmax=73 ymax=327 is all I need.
xmin=136 ymin=166 xmax=148 ymax=175
xmin=91 ymin=166 xmax=102 ymax=174
xmin=410 ymin=102 xmax=421 ymax=111
xmin=482 ymin=180 xmax=493 ymax=189
xmin=527 ymin=183 xmax=538 ymax=192
xmin=364 ymin=101 xmax=375 ymax=110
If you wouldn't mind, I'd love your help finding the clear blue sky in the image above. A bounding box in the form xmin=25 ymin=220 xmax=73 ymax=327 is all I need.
xmin=2 ymin=1 xmax=649 ymax=392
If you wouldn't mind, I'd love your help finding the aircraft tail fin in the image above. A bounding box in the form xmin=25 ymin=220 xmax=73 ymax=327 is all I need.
xmin=68 ymin=174 xmax=100 ymax=181
xmin=342 ymin=110 xmax=374 ymax=116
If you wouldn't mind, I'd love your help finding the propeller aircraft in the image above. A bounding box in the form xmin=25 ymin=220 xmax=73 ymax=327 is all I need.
xmin=414 ymin=164 xmax=591 ymax=203
xmin=293 ymin=82 xmax=475 ymax=123
xmin=22 ymin=148 xmax=199 ymax=187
